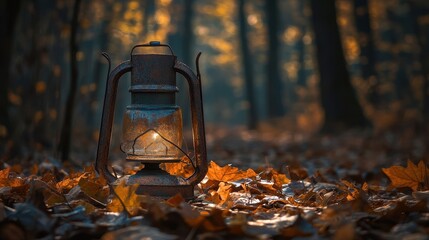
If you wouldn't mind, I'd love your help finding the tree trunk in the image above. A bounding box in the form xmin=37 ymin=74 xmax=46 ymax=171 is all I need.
xmin=310 ymin=0 xmax=369 ymax=132
xmin=408 ymin=2 xmax=429 ymax=120
xmin=386 ymin=8 xmax=413 ymax=107
xmin=296 ymin=0 xmax=307 ymax=87
xmin=142 ymin=0 xmax=155 ymax=38
xmin=91 ymin=3 xmax=114 ymax=128
xmin=238 ymin=0 xmax=258 ymax=129
xmin=180 ymin=0 xmax=194 ymax=127
xmin=265 ymin=0 xmax=285 ymax=118
xmin=353 ymin=0 xmax=378 ymax=105
xmin=296 ymin=31 xmax=306 ymax=87
xmin=58 ymin=0 xmax=81 ymax=161
xmin=0 ymin=0 xmax=20 ymax=140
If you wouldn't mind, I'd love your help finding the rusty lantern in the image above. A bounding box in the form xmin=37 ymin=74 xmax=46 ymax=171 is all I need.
xmin=95 ymin=41 xmax=207 ymax=199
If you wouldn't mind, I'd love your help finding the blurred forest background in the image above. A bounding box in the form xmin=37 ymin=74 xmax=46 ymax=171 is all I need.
xmin=1 ymin=0 xmax=429 ymax=164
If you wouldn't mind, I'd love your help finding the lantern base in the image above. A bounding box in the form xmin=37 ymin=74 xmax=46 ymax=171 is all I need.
xmin=135 ymin=185 xmax=194 ymax=199
xmin=119 ymin=163 xmax=195 ymax=199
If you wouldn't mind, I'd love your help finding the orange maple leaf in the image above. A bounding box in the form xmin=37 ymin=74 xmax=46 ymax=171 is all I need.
xmin=382 ymin=160 xmax=429 ymax=191
xmin=206 ymin=161 xmax=256 ymax=182
xmin=205 ymin=182 xmax=232 ymax=205
xmin=160 ymin=160 xmax=194 ymax=178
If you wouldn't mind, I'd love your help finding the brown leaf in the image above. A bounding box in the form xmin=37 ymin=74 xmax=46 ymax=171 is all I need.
xmin=175 ymin=201 xmax=205 ymax=227
xmin=78 ymin=177 xmax=109 ymax=204
xmin=280 ymin=215 xmax=316 ymax=238
xmin=382 ymin=160 xmax=429 ymax=191
xmin=206 ymin=161 xmax=256 ymax=182
xmin=107 ymin=179 xmax=141 ymax=216
xmin=201 ymin=208 xmax=227 ymax=232
xmin=333 ymin=223 xmax=355 ymax=240
xmin=259 ymin=168 xmax=291 ymax=190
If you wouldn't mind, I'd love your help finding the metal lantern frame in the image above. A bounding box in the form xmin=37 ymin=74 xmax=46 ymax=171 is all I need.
xmin=95 ymin=41 xmax=207 ymax=199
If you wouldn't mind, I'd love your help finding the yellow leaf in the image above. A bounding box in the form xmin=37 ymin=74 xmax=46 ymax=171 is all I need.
xmin=217 ymin=182 xmax=232 ymax=204
xmin=382 ymin=160 xmax=429 ymax=191
xmin=272 ymin=171 xmax=291 ymax=189
xmin=107 ymin=179 xmax=141 ymax=216
xmin=206 ymin=161 xmax=256 ymax=182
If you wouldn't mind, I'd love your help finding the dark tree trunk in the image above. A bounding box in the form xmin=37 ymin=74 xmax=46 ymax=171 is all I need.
xmin=91 ymin=3 xmax=114 ymax=128
xmin=297 ymin=0 xmax=307 ymax=87
xmin=386 ymin=8 xmax=413 ymax=107
xmin=142 ymin=0 xmax=155 ymax=37
xmin=238 ymin=0 xmax=258 ymax=129
xmin=353 ymin=0 xmax=378 ymax=105
xmin=180 ymin=0 xmax=194 ymax=127
xmin=310 ymin=0 xmax=369 ymax=132
xmin=0 ymin=0 xmax=21 ymax=140
xmin=408 ymin=2 xmax=429 ymax=120
xmin=296 ymin=33 xmax=306 ymax=87
xmin=58 ymin=0 xmax=81 ymax=161
xmin=265 ymin=0 xmax=285 ymax=118
xmin=182 ymin=0 xmax=194 ymax=68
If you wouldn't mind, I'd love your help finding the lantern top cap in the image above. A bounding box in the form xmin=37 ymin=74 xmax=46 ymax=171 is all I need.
xmin=131 ymin=41 xmax=174 ymax=57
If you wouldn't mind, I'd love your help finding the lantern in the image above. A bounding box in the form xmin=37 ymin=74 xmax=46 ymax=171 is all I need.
xmin=95 ymin=41 xmax=207 ymax=199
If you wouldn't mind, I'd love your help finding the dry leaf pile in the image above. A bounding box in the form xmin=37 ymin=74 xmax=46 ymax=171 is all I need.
xmin=0 ymin=159 xmax=428 ymax=239
xmin=0 ymin=129 xmax=429 ymax=239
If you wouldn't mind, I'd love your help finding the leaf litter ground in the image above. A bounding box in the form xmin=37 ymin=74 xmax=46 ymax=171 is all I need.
xmin=1 ymin=127 xmax=429 ymax=239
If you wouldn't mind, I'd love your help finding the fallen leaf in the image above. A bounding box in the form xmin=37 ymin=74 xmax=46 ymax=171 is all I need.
xmin=333 ymin=223 xmax=355 ymax=240
xmin=78 ymin=177 xmax=109 ymax=204
xmin=382 ymin=160 xmax=429 ymax=191
xmin=217 ymin=182 xmax=232 ymax=204
xmin=107 ymin=179 xmax=141 ymax=216
xmin=280 ymin=215 xmax=316 ymax=238
xmin=176 ymin=202 xmax=204 ymax=227
xmin=201 ymin=208 xmax=227 ymax=232
xmin=207 ymin=161 xmax=256 ymax=182
xmin=160 ymin=160 xmax=194 ymax=178
xmin=0 ymin=168 xmax=10 ymax=179
xmin=259 ymin=168 xmax=291 ymax=190
xmin=56 ymin=171 xmax=88 ymax=192
xmin=101 ymin=226 xmax=176 ymax=240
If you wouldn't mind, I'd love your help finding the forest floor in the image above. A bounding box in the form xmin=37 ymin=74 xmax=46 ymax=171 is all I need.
xmin=0 ymin=124 xmax=429 ymax=239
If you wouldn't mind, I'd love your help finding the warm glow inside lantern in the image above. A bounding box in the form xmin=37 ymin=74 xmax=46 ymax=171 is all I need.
xmin=95 ymin=42 xmax=207 ymax=199
xmin=121 ymin=105 xmax=183 ymax=162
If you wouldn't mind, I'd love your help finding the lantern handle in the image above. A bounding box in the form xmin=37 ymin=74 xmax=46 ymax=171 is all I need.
xmin=130 ymin=41 xmax=174 ymax=57
xmin=95 ymin=58 xmax=132 ymax=182
xmin=174 ymin=53 xmax=208 ymax=186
